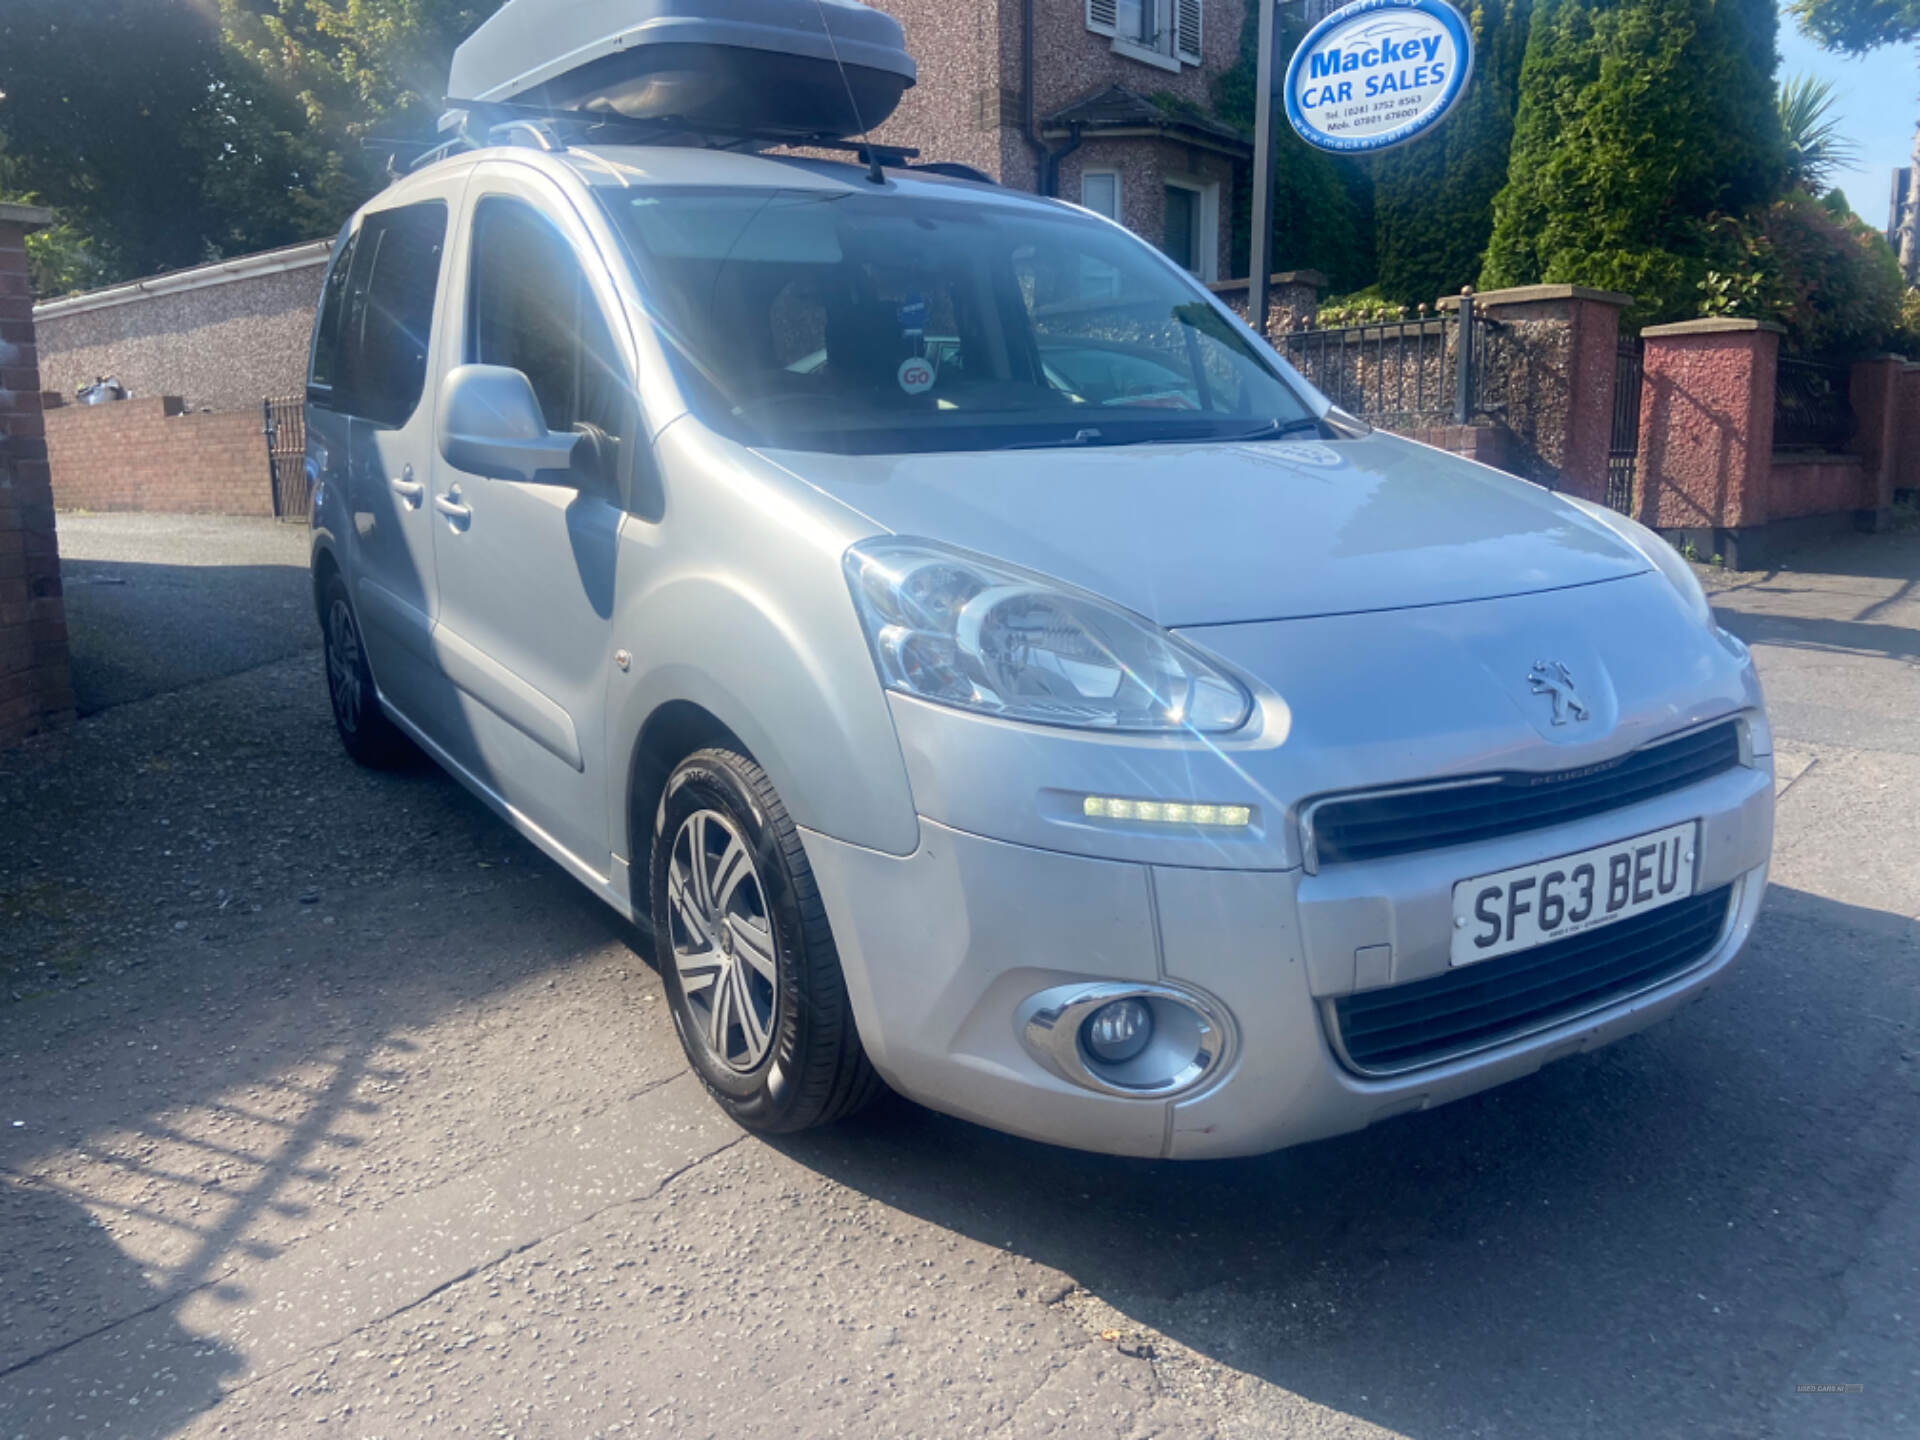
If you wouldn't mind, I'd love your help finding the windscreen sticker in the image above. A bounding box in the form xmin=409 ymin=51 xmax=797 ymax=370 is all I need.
xmin=897 ymin=294 xmax=928 ymax=338
xmin=897 ymin=356 xmax=936 ymax=394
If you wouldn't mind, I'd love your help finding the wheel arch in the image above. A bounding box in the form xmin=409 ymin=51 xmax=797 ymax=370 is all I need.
xmin=624 ymin=699 xmax=751 ymax=920
xmin=310 ymin=537 xmax=342 ymax=626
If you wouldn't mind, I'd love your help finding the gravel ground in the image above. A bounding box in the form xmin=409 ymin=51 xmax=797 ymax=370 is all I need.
xmin=3 ymin=517 xmax=1918 ymax=1439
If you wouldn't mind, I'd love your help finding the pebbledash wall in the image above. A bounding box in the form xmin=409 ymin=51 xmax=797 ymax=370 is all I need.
xmin=35 ymin=240 xmax=330 ymax=410
xmin=35 ymin=240 xmax=329 ymax=516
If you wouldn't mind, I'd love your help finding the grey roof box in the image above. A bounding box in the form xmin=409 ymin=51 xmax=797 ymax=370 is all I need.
xmin=447 ymin=0 xmax=916 ymax=140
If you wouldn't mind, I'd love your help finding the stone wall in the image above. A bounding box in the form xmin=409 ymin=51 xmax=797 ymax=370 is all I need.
xmin=1210 ymin=270 xmax=1327 ymax=343
xmin=45 ymin=397 xmax=274 ymax=517
xmin=34 ymin=241 xmax=329 ymax=414
xmin=0 ymin=203 xmax=74 ymax=745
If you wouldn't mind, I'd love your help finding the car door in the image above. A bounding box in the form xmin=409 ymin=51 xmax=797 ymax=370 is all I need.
xmin=333 ymin=185 xmax=465 ymax=736
xmin=426 ymin=169 xmax=636 ymax=876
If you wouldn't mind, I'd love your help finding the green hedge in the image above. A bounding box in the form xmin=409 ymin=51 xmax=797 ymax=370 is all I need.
xmin=1481 ymin=0 xmax=1784 ymax=324
xmin=1369 ymin=0 xmax=1533 ymax=308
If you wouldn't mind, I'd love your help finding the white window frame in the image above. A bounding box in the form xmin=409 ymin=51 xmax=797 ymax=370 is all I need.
xmin=1174 ymin=0 xmax=1203 ymax=64
xmin=1162 ymin=176 xmax=1220 ymax=282
xmin=1097 ymin=0 xmax=1201 ymax=69
xmin=1079 ymin=169 xmax=1123 ymax=223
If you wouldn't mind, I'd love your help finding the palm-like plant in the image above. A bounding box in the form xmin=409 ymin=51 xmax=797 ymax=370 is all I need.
xmin=1778 ymin=74 xmax=1864 ymax=193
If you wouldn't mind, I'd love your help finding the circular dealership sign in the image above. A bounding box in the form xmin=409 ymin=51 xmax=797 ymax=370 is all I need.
xmin=1283 ymin=0 xmax=1474 ymax=154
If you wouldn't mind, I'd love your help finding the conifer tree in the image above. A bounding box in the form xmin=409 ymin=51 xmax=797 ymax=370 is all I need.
xmin=1369 ymin=0 xmax=1532 ymax=308
xmin=1480 ymin=0 xmax=1785 ymax=320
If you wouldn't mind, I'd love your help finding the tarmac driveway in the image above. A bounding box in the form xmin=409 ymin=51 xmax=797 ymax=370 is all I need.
xmin=2 ymin=515 xmax=1917 ymax=1438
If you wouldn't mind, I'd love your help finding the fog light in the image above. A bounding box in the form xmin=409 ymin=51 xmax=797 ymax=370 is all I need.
xmin=1082 ymin=997 xmax=1154 ymax=1064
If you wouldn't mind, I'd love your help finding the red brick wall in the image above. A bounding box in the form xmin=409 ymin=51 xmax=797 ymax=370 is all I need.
xmin=1409 ymin=423 xmax=1518 ymax=471
xmin=1900 ymin=364 xmax=1920 ymax=498
xmin=0 ymin=212 xmax=75 ymax=745
xmin=1769 ymin=455 xmax=1872 ymax=519
xmin=46 ymin=396 xmax=274 ymax=517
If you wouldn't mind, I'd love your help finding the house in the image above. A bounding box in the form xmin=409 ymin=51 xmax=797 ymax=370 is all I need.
xmin=860 ymin=0 xmax=1251 ymax=281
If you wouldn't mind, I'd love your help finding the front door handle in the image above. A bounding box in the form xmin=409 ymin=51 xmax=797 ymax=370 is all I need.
xmin=390 ymin=470 xmax=424 ymax=507
xmin=434 ymin=490 xmax=472 ymax=526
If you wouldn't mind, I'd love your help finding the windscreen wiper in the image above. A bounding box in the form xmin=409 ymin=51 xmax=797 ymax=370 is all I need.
xmin=1215 ymin=416 xmax=1327 ymax=442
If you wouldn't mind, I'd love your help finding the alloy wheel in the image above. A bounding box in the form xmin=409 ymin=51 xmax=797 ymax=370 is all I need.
xmin=666 ymin=809 xmax=779 ymax=1071
xmin=326 ymin=597 xmax=364 ymax=734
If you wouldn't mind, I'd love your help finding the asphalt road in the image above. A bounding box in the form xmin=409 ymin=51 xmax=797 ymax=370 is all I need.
xmin=53 ymin=513 xmax=314 ymax=715
xmin=2 ymin=514 xmax=1916 ymax=1438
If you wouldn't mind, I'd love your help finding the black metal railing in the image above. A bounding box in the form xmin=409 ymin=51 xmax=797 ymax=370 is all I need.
xmin=1606 ymin=335 xmax=1644 ymax=514
xmin=1772 ymin=358 xmax=1853 ymax=453
xmin=1279 ymin=303 xmax=1508 ymax=431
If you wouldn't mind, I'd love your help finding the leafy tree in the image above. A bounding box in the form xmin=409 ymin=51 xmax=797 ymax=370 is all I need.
xmin=1788 ymin=0 xmax=1920 ymax=51
xmin=217 ymin=0 xmax=504 ymax=215
xmin=1779 ymin=75 xmax=1862 ymax=192
xmin=1215 ymin=1 xmax=1377 ymax=295
xmin=1369 ymin=0 xmax=1533 ymax=307
xmin=1481 ymin=0 xmax=1786 ymax=322
xmin=1786 ymin=0 xmax=1920 ymax=282
xmin=0 ymin=0 xmax=318 ymax=289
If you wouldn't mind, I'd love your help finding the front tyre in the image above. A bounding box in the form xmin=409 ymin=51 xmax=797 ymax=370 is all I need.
xmin=652 ymin=747 xmax=883 ymax=1133
xmin=320 ymin=570 xmax=414 ymax=769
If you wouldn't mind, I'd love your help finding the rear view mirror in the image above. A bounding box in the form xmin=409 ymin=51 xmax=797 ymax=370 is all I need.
xmin=437 ymin=364 xmax=581 ymax=483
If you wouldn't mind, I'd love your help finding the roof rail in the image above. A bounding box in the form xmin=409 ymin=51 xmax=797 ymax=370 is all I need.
xmin=429 ymin=98 xmax=921 ymax=177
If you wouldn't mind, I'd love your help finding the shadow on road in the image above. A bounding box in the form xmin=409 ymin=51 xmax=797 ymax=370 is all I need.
xmin=62 ymin=556 xmax=317 ymax=715
xmin=1715 ymin=606 xmax=1920 ymax=662
xmin=766 ymin=884 xmax=1920 ymax=1438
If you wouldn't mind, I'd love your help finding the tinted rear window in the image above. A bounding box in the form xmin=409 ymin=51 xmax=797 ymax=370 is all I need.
xmin=334 ymin=201 xmax=447 ymax=427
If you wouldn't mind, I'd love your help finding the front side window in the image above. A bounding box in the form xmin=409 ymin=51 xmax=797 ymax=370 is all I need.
xmin=466 ymin=196 xmax=629 ymax=438
xmin=334 ymin=201 xmax=447 ymax=427
xmin=597 ymin=187 xmax=1313 ymax=456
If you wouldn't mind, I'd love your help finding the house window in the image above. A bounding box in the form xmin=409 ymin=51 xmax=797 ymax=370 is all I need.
xmin=1089 ymin=0 xmax=1201 ymax=65
xmin=1161 ymin=178 xmax=1219 ymax=282
xmin=1080 ymin=171 xmax=1121 ymax=222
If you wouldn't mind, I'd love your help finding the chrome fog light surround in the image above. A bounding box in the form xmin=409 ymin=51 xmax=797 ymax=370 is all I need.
xmin=1018 ymin=983 xmax=1234 ymax=1098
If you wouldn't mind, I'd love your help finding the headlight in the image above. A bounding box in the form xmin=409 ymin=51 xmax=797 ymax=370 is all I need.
xmin=1564 ymin=497 xmax=1714 ymax=630
xmin=843 ymin=538 xmax=1252 ymax=733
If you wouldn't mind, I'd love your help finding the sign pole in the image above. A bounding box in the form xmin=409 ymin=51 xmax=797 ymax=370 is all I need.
xmin=1248 ymin=0 xmax=1277 ymax=344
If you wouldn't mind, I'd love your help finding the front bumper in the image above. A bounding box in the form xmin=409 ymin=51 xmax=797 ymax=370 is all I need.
xmin=800 ymin=752 xmax=1773 ymax=1159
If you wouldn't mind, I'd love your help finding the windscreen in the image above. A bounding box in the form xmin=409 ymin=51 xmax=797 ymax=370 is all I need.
xmin=596 ymin=186 xmax=1320 ymax=455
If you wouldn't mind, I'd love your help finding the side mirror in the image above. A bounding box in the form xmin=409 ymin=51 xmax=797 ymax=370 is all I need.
xmin=437 ymin=364 xmax=581 ymax=483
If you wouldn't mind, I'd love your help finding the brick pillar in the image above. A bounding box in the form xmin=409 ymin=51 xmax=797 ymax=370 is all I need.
xmin=1439 ymin=284 xmax=1633 ymax=499
xmin=1635 ymin=318 xmax=1783 ymax=559
xmin=0 ymin=202 xmax=74 ymax=745
xmin=1897 ymin=363 xmax=1920 ymax=504
xmin=1849 ymin=355 xmax=1907 ymax=528
xmin=1208 ymin=269 xmax=1326 ymax=342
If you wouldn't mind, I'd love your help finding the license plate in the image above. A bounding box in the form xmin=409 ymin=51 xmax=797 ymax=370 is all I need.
xmin=1450 ymin=821 xmax=1699 ymax=966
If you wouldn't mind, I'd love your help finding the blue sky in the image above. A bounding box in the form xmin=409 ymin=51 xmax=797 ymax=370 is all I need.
xmin=1775 ymin=3 xmax=1916 ymax=227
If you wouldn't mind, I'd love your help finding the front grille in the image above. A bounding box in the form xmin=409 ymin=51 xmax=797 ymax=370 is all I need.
xmin=1308 ymin=720 xmax=1743 ymax=867
xmin=1331 ymin=885 xmax=1733 ymax=1075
